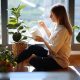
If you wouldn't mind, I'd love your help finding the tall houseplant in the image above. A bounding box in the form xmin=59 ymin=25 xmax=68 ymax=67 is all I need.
xmin=7 ymin=4 xmax=28 ymax=42
xmin=7 ymin=4 xmax=29 ymax=56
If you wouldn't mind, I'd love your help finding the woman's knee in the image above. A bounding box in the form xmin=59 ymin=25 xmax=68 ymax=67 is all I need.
xmin=29 ymin=45 xmax=42 ymax=49
xmin=28 ymin=45 xmax=48 ymax=57
xmin=28 ymin=45 xmax=38 ymax=51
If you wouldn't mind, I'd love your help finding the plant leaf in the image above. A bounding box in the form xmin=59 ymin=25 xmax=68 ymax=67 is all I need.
xmin=17 ymin=4 xmax=26 ymax=12
xmin=9 ymin=17 xmax=17 ymax=23
xmin=18 ymin=26 xmax=23 ymax=31
xmin=7 ymin=23 xmax=21 ymax=29
xmin=21 ymin=30 xmax=26 ymax=33
xmin=8 ymin=32 xmax=14 ymax=34
xmin=22 ymin=36 xmax=27 ymax=40
xmin=7 ymin=24 xmax=16 ymax=29
xmin=73 ymin=25 xmax=80 ymax=30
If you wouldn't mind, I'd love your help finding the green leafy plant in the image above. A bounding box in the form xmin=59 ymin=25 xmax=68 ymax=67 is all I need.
xmin=73 ymin=25 xmax=80 ymax=42
xmin=0 ymin=46 xmax=17 ymax=72
xmin=7 ymin=4 xmax=29 ymax=42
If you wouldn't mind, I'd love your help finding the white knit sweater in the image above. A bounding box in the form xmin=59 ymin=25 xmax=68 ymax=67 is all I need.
xmin=49 ymin=25 xmax=72 ymax=68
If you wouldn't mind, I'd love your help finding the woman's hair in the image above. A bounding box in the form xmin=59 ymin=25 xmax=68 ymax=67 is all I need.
xmin=51 ymin=4 xmax=73 ymax=35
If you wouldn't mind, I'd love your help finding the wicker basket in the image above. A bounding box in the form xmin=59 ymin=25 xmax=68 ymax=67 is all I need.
xmin=12 ymin=42 xmax=27 ymax=56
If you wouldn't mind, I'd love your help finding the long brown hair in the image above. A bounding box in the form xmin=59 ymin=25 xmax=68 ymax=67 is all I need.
xmin=51 ymin=4 xmax=73 ymax=35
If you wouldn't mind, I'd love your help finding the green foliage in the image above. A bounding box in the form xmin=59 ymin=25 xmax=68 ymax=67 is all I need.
xmin=76 ymin=32 xmax=80 ymax=42
xmin=12 ymin=32 xmax=22 ymax=42
xmin=73 ymin=25 xmax=80 ymax=30
xmin=7 ymin=4 xmax=29 ymax=42
xmin=0 ymin=46 xmax=17 ymax=67
xmin=73 ymin=25 xmax=80 ymax=43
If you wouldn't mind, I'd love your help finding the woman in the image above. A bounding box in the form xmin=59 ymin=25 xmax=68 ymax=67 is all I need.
xmin=15 ymin=4 xmax=73 ymax=71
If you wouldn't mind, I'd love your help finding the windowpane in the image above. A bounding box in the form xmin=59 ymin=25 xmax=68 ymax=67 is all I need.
xmin=74 ymin=0 xmax=80 ymax=44
xmin=0 ymin=0 xmax=2 ymax=44
xmin=8 ymin=0 xmax=68 ymax=44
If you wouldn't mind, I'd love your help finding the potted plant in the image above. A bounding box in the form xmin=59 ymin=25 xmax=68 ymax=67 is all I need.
xmin=7 ymin=4 xmax=30 ymax=56
xmin=0 ymin=46 xmax=17 ymax=72
xmin=73 ymin=25 xmax=80 ymax=43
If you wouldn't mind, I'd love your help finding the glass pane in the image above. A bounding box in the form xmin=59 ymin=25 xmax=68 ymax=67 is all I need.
xmin=8 ymin=0 xmax=68 ymax=44
xmin=0 ymin=0 xmax=2 ymax=44
xmin=74 ymin=0 xmax=80 ymax=44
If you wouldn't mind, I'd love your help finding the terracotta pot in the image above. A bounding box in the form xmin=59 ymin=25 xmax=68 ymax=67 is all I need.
xmin=12 ymin=41 xmax=27 ymax=56
xmin=0 ymin=61 xmax=13 ymax=72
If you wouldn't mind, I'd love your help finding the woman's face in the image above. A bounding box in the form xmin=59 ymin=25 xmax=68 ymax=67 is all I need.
xmin=50 ymin=12 xmax=58 ymax=23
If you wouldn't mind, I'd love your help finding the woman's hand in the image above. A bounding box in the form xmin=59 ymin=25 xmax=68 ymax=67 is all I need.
xmin=38 ymin=21 xmax=46 ymax=28
xmin=34 ymin=36 xmax=44 ymax=42
xmin=38 ymin=21 xmax=51 ymax=37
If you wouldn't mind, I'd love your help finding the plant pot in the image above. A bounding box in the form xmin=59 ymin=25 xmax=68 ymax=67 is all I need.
xmin=12 ymin=42 xmax=29 ymax=71
xmin=12 ymin=41 xmax=27 ymax=56
xmin=0 ymin=61 xmax=13 ymax=72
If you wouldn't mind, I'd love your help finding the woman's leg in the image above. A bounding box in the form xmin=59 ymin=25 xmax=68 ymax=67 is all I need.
xmin=29 ymin=57 xmax=44 ymax=71
xmin=30 ymin=56 xmax=62 ymax=71
xmin=15 ymin=45 xmax=48 ymax=63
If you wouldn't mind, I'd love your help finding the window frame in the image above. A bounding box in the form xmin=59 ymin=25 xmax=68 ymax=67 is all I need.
xmin=1 ymin=0 xmax=8 ymax=46
xmin=69 ymin=0 xmax=80 ymax=51
xmin=1 ymin=0 xmax=80 ymax=51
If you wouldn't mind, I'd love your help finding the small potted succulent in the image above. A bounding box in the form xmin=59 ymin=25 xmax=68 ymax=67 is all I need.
xmin=7 ymin=4 xmax=30 ymax=56
xmin=0 ymin=46 xmax=17 ymax=72
xmin=73 ymin=25 xmax=80 ymax=43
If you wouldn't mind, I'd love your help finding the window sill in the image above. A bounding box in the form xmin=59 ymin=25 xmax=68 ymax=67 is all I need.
xmin=71 ymin=51 xmax=80 ymax=55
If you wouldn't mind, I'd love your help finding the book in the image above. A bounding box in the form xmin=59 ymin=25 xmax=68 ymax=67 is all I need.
xmin=31 ymin=27 xmax=42 ymax=39
xmin=31 ymin=25 xmax=49 ymax=41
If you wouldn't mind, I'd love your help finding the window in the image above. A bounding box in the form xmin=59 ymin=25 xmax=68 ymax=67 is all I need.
xmin=74 ymin=0 xmax=80 ymax=44
xmin=0 ymin=0 xmax=2 ymax=44
xmin=71 ymin=0 xmax=80 ymax=50
xmin=8 ymin=0 xmax=68 ymax=44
